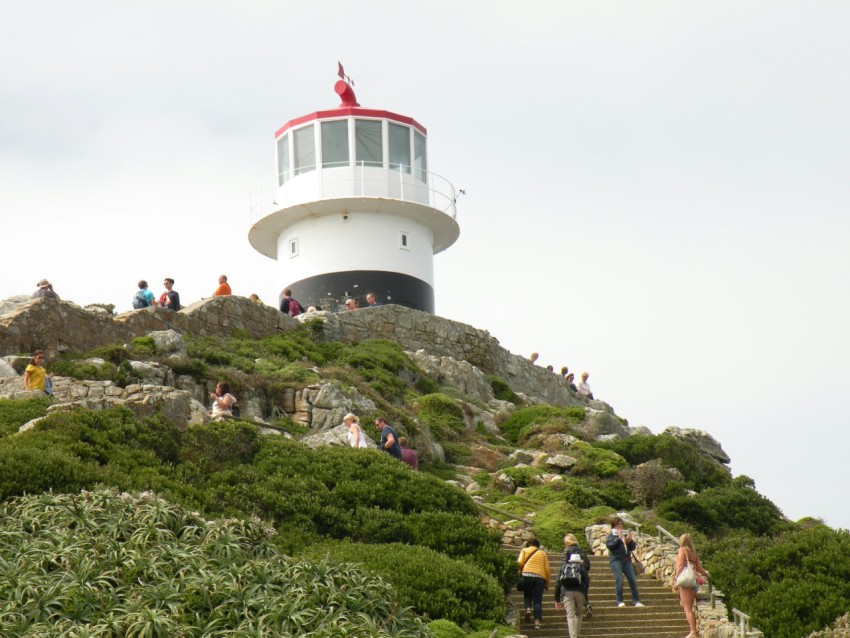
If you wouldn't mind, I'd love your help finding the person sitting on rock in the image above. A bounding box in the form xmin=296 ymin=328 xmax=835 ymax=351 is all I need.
xmin=577 ymin=372 xmax=594 ymax=399
xmin=209 ymin=381 xmax=237 ymax=421
xmin=565 ymin=373 xmax=578 ymax=392
xmin=32 ymin=279 xmax=60 ymax=300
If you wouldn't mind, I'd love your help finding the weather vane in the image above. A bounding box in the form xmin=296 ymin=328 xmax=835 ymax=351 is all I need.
xmin=337 ymin=62 xmax=354 ymax=87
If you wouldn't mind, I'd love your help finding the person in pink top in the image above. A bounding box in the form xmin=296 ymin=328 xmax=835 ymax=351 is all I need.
xmin=398 ymin=437 xmax=418 ymax=470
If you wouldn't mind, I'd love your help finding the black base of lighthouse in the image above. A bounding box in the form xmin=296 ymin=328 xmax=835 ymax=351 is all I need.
xmin=282 ymin=270 xmax=435 ymax=314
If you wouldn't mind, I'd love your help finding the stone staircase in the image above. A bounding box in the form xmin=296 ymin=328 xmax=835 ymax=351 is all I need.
xmin=509 ymin=549 xmax=691 ymax=638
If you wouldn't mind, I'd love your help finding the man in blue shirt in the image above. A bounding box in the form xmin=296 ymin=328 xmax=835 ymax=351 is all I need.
xmin=374 ymin=416 xmax=403 ymax=460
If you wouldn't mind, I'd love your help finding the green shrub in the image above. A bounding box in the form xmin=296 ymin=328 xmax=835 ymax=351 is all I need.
xmin=130 ymin=335 xmax=156 ymax=355
xmin=486 ymin=375 xmax=519 ymax=404
xmin=429 ymin=619 xmax=466 ymax=638
xmin=0 ymin=489 xmax=430 ymax=637
xmin=498 ymin=406 xmax=585 ymax=446
xmin=570 ymin=441 xmax=628 ymax=478
xmin=703 ymin=525 xmax=850 ymax=638
xmin=49 ymin=358 xmax=116 ymax=381
xmin=305 ymin=540 xmax=505 ymax=626
xmin=659 ymin=481 xmax=786 ymax=537
xmin=600 ymin=434 xmax=730 ymax=490
xmin=180 ymin=420 xmax=261 ymax=473
xmin=0 ymin=396 xmax=51 ymax=438
xmin=418 ymin=393 xmax=466 ymax=440
xmin=500 ymin=465 xmax=540 ymax=488
xmin=0 ymin=445 xmax=97 ymax=500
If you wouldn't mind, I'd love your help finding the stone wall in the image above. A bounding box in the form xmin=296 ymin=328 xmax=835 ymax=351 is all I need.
xmin=0 ymin=299 xmax=616 ymax=413
xmin=0 ymin=297 xmax=295 ymax=358
xmin=315 ymin=305 xmax=611 ymax=410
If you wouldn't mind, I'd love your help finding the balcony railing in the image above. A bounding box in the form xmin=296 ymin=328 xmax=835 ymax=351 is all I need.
xmin=249 ymin=162 xmax=458 ymax=224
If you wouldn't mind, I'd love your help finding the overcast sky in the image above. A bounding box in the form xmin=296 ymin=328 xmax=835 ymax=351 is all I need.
xmin=3 ymin=1 xmax=849 ymax=529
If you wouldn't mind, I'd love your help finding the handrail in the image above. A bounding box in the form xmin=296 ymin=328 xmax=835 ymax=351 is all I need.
xmin=474 ymin=500 xmax=534 ymax=526
xmin=655 ymin=524 xmax=679 ymax=545
xmin=732 ymin=609 xmax=756 ymax=636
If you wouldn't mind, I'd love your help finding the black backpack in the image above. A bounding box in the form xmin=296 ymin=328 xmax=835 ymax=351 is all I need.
xmin=558 ymin=560 xmax=584 ymax=588
xmin=230 ymin=404 xmax=241 ymax=418
xmin=132 ymin=290 xmax=149 ymax=309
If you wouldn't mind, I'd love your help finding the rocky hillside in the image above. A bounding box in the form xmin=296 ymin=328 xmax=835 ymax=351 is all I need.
xmin=1 ymin=296 xmax=850 ymax=638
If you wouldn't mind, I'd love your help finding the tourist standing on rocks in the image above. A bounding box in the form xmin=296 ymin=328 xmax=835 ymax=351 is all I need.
xmin=279 ymin=289 xmax=302 ymax=317
xmin=23 ymin=350 xmax=53 ymax=395
xmin=565 ymin=373 xmax=577 ymax=392
xmin=606 ymin=517 xmax=644 ymax=608
xmin=530 ymin=352 xmax=539 ymax=364
xmin=577 ymin=371 xmax=594 ymax=399
xmin=343 ymin=413 xmax=368 ymax=448
xmin=373 ymin=417 xmax=402 ymax=460
xmin=398 ymin=437 xmax=418 ymax=470
xmin=209 ymin=381 xmax=237 ymax=421
xmin=673 ymin=533 xmax=709 ymax=638
xmin=249 ymin=294 xmax=263 ymax=304
xmin=555 ymin=532 xmax=592 ymax=637
xmin=162 ymin=278 xmax=181 ymax=311
xmin=32 ymin=279 xmax=60 ymax=300
xmin=213 ymin=275 xmax=231 ymax=296
xmin=517 ymin=538 xmax=550 ymax=631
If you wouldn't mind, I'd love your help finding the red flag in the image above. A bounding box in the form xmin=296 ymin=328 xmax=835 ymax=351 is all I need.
xmin=338 ymin=62 xmax=345 ymax=79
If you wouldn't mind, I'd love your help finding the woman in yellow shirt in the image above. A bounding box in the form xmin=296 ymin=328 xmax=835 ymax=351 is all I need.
xmin=517 ymin=539 xmax=551 ymax=630
xmin=24 ymin=350 xmax=52 ymax=394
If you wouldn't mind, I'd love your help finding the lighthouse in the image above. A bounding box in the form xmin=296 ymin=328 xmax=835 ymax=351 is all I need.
xmin=248 ymin=71 xmax=460 ymax=313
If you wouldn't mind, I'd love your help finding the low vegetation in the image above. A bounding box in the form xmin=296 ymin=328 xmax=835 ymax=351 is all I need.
xmin=0 ymin=324 xmax=847 ymax=637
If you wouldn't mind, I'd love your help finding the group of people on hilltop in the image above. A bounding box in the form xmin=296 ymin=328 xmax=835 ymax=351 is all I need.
xmin=530 ymin=353 xmax=595 ymax=400
xmin=517 ymin=516 xmax=709 ymax=637
xmin=342 ymin=413 xmax=418 ymax=470
xmin=31 ymin=275 xmax=389 ymax=317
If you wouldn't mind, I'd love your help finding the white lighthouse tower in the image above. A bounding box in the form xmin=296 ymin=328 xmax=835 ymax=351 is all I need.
xmin=248 ymin=71 xmax=460 ymax=313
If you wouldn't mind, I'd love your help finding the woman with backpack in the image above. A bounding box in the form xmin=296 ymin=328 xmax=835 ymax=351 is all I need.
xmin=555 ymin=533 xmax=591 ymax=638
xmin=517 ymin=539 xmax=550 ymax=631
xmin=673 ymin=533 xmax=709 ymax=638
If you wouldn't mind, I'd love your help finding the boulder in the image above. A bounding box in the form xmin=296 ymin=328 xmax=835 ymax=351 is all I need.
xmin=409 ymin=350 xmax=495 ymax=403
xmin=493 ymin=472 xmax=516 ymax=494
xmin=129 ymin=360 xmax=172 ymax=386
xmin=0 ymin=296 xmax=30 ymax=317
xmin=580 ymin=408 xmax=630 ymax=439
xmin=544 ymin=454 xmax=578 ymax=472
xmin=0 ymin=359 xmax=18 ymax=378
xmin=301 ymin=424 xmax=376 ymax=450
xmin=663 ymin=426 xmax=731 ymax=465
xmin=149 ymin=330 xmax=186 ymax=357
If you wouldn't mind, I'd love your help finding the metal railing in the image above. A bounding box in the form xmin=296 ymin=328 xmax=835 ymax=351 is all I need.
xmin=249 ymin=162 xmax=458 ymax=223
xmin=732 ymin=609 xmax=759 ymax=637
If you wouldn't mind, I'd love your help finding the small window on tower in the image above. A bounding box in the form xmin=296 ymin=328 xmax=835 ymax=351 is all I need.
xmin=289 ymin=238 xmax=299 ymax=258
xmin=399 ymin=232 xmax=410 ymax=250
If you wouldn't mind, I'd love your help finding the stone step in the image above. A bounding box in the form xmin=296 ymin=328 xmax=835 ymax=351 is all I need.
xmin=508 ymin=546 xmax=690 ymax=638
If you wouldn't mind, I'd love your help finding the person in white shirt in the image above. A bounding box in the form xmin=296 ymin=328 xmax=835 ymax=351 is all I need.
xmin=577 ymin=372 xmax=594 ymax=400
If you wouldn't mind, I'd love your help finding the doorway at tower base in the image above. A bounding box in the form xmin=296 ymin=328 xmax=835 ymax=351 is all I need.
xmin=280 ymin=270 xmax=435 ymax=314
